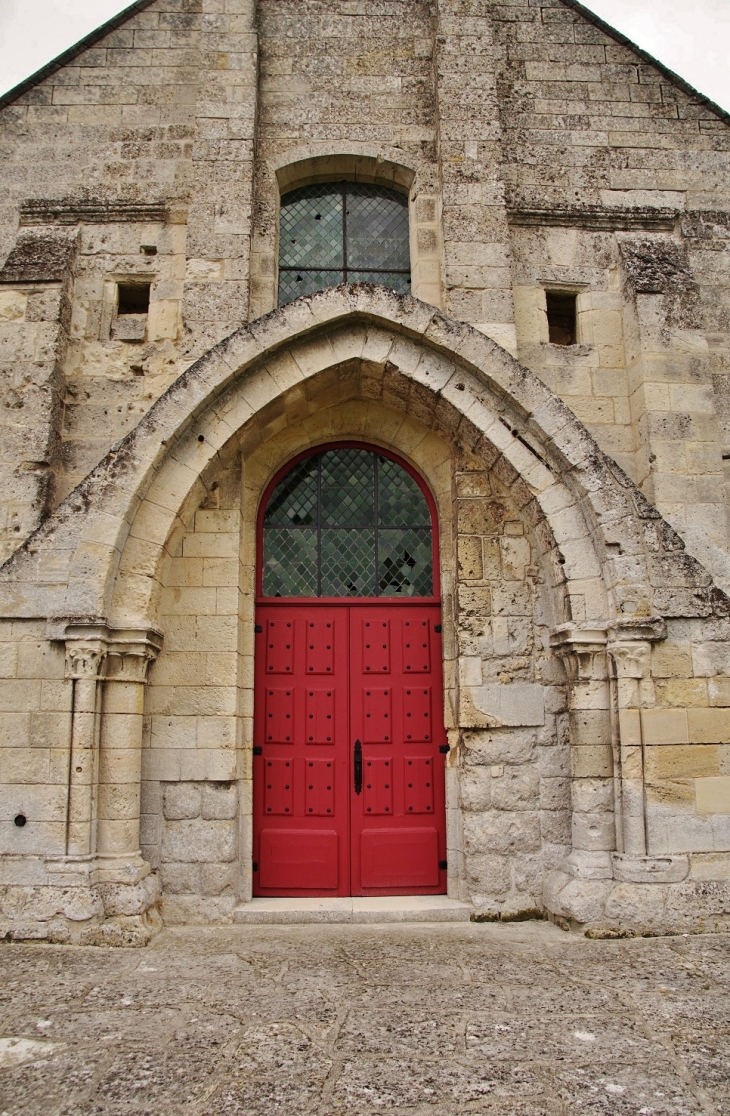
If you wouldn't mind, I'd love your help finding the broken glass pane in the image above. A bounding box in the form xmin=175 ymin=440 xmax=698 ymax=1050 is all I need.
xmin=378 ymin=528 xmax=432 ymax=596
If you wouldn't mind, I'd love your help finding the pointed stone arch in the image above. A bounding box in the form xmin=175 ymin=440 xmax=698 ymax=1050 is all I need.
xmin=2 ymin=285 xmax=678 ymax=628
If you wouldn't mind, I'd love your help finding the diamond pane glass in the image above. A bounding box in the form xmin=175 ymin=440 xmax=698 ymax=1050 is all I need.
xmin=378 ymin=455 xmax=430 ymax=527
xmin=348 ymin=271 xmax=411 ymax=294
xmin=279 ymin=269 xmax=343 ymax=306
xmin=378 ymin=528 xmax=433 ymax=597
xmin=261 ymin=449 xmax=434 ymax=597
xmin=321 ymin=529 xmax=376 ymax=596
xmin=321 ymin=448 xmax=374 ymax=526
xmin=263 ymin=528 xmax=318 ymax=596
xmin=264 ymin=456 xmax=318 ymax=526
xmin=346 ymin=185 xmax=410 ymax=270
xmin=279 ymin=185 xmax=344 ymax=268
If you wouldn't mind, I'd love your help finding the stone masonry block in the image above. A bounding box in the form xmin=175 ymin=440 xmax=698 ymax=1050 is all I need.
xmin=162 ymin=782 xmax=201 ymax=820
xmin=469 ymin=683 xmax=545 ymax=726
xmin=491 ymin=767 xmax=540 ymax=810
xmin=161 ymin=818 xmax=237 ymax=864
xmin=571 ymin=745 xmax=613 ymax=779
xmin=687 ymin=708 xmax=730 ymax=744
xmin=201 ymin=782 xmax=238 ymax=819
xmin=647 ymin=744 xmax=719 ymax=780
xmin=695 ymin=776 xmax=730 ymax=815
xmin=641 ymin=708 xmax=689 ymax=745
xmin=200 ymin=862 xmax=237 ymax=896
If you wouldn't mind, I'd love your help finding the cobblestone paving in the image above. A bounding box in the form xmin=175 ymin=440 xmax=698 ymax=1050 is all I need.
xmin=0 ymin=921 xmax=728 ymax=1115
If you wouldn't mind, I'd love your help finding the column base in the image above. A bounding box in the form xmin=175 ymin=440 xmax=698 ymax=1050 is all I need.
xmin=563 ymin=850 xmax=613 ymax=880
xmin=0 ymin=853 xmax=161 ymax=946
xmin=611 ymin=853 xmax=688 ymax=884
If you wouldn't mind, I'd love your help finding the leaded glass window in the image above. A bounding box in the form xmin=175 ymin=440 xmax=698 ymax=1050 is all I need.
xmin=262 ymin=448 xmax=434 ymax=597
xmin=278 ymin=183 xmax=411 ymax=306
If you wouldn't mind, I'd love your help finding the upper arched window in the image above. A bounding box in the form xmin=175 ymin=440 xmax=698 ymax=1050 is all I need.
xmin=260 ymin=446 xmax=435 ymax=598
xmin=278 ymin=183 xmax=410 ymax=306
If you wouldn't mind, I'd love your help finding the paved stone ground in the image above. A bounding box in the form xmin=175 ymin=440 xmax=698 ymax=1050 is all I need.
xmin=0 ymin=921 xmax=728 ymax=1115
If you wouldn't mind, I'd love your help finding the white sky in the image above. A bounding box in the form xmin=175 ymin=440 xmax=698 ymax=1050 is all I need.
xmin=0 ymin=0 xmax=729 ymax=111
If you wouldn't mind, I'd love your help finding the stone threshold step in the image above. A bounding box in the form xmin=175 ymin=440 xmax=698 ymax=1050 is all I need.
xmin=233 ymin=896 xmax=473 ymax=924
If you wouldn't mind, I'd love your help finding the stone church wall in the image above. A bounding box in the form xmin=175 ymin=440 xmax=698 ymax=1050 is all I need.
xmin=0 ymin=0 xmax=728 ymax=940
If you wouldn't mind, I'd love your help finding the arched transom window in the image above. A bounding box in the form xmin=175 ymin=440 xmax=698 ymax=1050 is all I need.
xmin=278 ymin=183 xmax=410 ymax=306
xmin=261 ymin=447 xmax=434 ymax=598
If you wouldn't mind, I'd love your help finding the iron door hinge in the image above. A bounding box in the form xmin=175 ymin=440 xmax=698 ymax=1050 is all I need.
xmin=252 ymin=861 xmax=259 ymax=872
xmin=434 ymin=624 xmax=442 ymax=633
xmin=439 ymin=744 xmax=450 ymax=754
xmin=255 ymin=624 xmax=263 ymax=633
xmin=439 ymin=860 xmax=448 ymax=871
xmin=253 ymin=746 xmax=263 ymax=755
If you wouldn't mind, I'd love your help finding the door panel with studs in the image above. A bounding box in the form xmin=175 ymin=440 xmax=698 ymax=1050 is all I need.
xmin=350 ymin=606 xmax=446 ymax=895
xmin=254 ymin=605 xmax=349 ymax=896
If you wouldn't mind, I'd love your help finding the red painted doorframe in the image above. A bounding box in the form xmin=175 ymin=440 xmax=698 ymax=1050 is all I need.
xmin=252 ymin=443 xmax=447 ymax=897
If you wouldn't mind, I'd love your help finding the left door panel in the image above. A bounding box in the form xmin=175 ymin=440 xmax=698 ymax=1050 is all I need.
xmin=253 ymin=605 xmax=350 ymax=896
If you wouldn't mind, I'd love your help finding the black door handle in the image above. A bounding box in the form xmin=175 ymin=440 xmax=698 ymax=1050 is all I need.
xmin=354 ymin=739 xmax=362 ymax=795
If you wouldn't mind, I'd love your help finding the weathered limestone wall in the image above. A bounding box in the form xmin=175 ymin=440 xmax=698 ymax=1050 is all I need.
xmin=141 ymin=460 xmax=243 ymax=923
xmin=454 ymin=456 xmax=571 ymax=915
xmin=0 ymin=620 xmax=68 ymax=860
xmin=0 ymin=0 xmax=257 ymax=558
xmin=512 ymin=225 xmax=633 ymax=476
xmin=249 ymin=0 xmax=442 ymax=318
xmin=490 ymin=0 xmax=730 ymax=574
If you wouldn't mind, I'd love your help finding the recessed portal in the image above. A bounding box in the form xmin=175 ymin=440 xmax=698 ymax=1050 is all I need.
xmin=253 ymin=444 xmax=447 ymax=897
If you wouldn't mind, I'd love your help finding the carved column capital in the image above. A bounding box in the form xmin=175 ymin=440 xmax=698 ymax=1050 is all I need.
xmin=62 ymin=622 xmax=163 ymax=682
xmin=64 ymin=641 xmax=107 ymax=681
xmin=607 ymin=640 xmax=652 ymax=681
xmin=106 ymin=627 xmax=163 ymax=683
xmin=549 ymin=623 xmax=608 ymax=681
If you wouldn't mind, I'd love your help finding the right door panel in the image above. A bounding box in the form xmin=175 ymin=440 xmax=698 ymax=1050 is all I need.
xmin=349 ymin=605 xmax=447 ymax=895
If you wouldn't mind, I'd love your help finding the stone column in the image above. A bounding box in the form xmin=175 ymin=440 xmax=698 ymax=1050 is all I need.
xmin=64 ymin=635 xmax=107 ymax=858
xmin=550 ymin=625 xmax=614 ymax=880
xmin=96 ymin=629 xmax=162 ymax=884
xmin=608 ymin=618 xmax=688 ymax=884
xmin=607 ymin=635 xmax=653 ymax=858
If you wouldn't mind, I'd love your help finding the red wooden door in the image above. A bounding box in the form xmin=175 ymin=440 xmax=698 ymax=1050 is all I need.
xmin=350 ymin=604 xmax=447 ymax=894
xmin=253 ymin=603 xmax=447 ymax=897
xmin=253 ymin=605 xmax=350 ymax=895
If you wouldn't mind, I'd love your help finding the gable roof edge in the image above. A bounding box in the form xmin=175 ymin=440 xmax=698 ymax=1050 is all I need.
xmin=561 ymin=0 xmax=730 ymax=127
xmin=0 ymin=0 xmax=159 ymax=111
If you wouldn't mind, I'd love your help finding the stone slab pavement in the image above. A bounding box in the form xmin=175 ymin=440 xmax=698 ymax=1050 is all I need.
xmin=0 ymin=921 xmax=728 ymax=1115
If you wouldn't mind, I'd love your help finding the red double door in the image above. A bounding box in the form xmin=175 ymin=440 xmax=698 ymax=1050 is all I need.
xmin=253 ymin=603 xmax=447 ymax=896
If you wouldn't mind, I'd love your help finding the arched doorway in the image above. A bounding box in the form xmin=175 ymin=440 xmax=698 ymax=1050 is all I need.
xmin=253 ymin=443 xmax=448 ymax=897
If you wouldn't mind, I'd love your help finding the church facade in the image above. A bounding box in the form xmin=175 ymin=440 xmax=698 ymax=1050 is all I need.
xmin=0 ymin=0 xmax=729 ymax=944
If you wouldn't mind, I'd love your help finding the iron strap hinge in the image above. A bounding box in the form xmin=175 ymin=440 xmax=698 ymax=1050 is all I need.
xmin=439 ymin=860 xmax=448 ymax=871
xmin=253 ymin=746 xmax=263 ymax=755
xmin=252 ymin=861 xmax=259 ymax=872
xmin=439 ymin=744 xmax=450 ymax=754
xmin=254 ymin=624 xmax=263 ymax=633
xmin=434 ymin=623 xmax=442 ymax=633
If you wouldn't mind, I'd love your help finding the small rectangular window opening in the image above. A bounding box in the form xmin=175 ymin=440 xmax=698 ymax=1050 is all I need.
xmin=117 ymin=282 xmax=151 ymax=316
xmin=546 ymin=291 xmax=577 ymax=346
